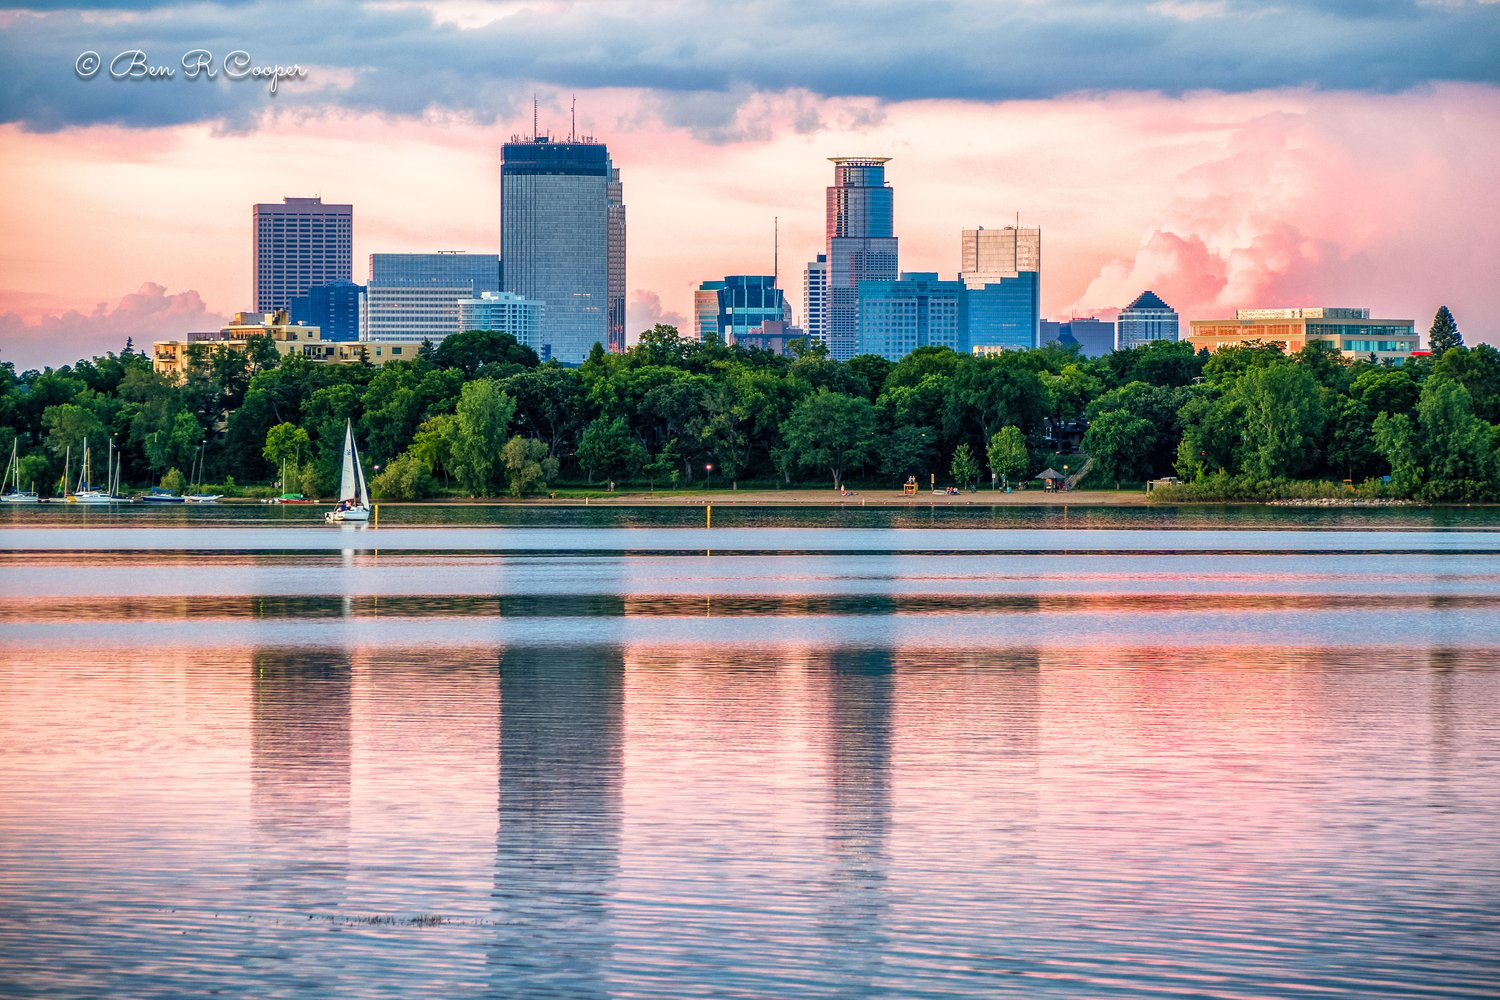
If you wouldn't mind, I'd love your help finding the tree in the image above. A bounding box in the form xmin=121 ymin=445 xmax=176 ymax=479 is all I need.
xmin=1372 ymin=412 xmax=1421 ymax=494
xmin=370 ymin=450 xmax=437 ymax=500
xmin=1428 ymin=306 xmax=1462 ymax=353
xmin=432 ymin=329 xmax=539 ymax=377
xmin=41 ymin=403 xmax=106 ymax=460
xmin=500 ymin=435 xmax=558 ymax=497
xmin=450 ymin=379 xmax=516 ymax=496
xmin=987 ymin=426 xmax=1028 ymax=487
xmin=949 ymin=443 xmax=980 ymax=490
xmin=1231 ymin=364 xmax=1325 ymax=479
xmin=1082 ymin=409 xmax=1154 ymax=487
xmin=780 ymin=389 xmax=876 ymax=489
xmin=262 ymin=422 xmax=310 ymax=470
xmin=576 ymin=415 xmax=647 ymax=483
xmin=159 ymin=467 xmax=187 ymax=494
xmin=877 ymin=425 xmax=933 ymax=480
xmin=1417 ymin=378 xmax=1496 ymax=484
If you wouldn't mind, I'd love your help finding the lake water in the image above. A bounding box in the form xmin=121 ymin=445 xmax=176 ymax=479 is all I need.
xmin=2 ymin=504 xmax=1499 ymax=998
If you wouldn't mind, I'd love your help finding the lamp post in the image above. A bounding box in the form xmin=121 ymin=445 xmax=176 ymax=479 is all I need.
xmin=706 ymin=463 xmax=713 ymax=490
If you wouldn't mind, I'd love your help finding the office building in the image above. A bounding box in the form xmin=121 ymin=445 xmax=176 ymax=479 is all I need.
xmin=825 ymin=158 xmax=899 ymax=360
xmin=802 ymin=254 xmax=827 ymax=348
xmin=457 ymin=291 xmax=546 ymax=353
xmin=857 ymin=273 xmax=965 ymax=360
xmin=1116 ymin=291 xmax=1179 ymax=349
xmin=734 ymin=320 xmax=808 ymax=357
xmin=501 ymin=133 xmax=625 ymax=363
xmin=252 ymin=197 xmax=353 ymax=312
xmin=289 ymin=280 xmax=363 ymax=342
xmin=694 ymin=275 xmax=792 ymax=344
xmin=1041 ymin=318 xmax=1116 ymax=357
xmin=1187 ymin=307 xmax=1418 ymax=363
xmin=961 ymin=226 xmax=1040 ymax=350
xmin=361 ymin=252 xmax=501 ymax=343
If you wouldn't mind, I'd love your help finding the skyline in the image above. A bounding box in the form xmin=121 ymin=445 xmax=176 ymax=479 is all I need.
xmin=1 ymin=0 xmax=1498 ymax=370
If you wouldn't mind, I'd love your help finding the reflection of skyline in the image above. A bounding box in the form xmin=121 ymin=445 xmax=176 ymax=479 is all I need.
xmin=491 ymin=643 xmax=624 ymax=995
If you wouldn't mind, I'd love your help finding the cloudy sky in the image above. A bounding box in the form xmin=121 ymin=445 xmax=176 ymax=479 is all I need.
xmin=1 ymin=0 xmax=1497 ymax=369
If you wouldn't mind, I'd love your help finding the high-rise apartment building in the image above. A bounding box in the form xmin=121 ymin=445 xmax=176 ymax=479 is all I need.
xmin=802 ymin=254 xmax=827 ymax=348
xmin=458 ymin=291 xmax=546 ymax=352
xmin=360 ymin=252 xmax=501 ymax=343
xmin=825 ymin=158 xmax=898 ymax=360
xmin=694 ymin=276 xmax=791 ymax=344
xmin=501 ymin=134 xmax=625 ymax=363
xmin=1116 ymin=291 xmax=1180 ymax=349
xmin=253 ymin=197 xmax=353 ymax=312
xmin=962 ymin=226 xmax=1041 ymax=351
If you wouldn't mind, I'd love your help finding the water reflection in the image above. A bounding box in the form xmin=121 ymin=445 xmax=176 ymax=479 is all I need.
xmin=492 ymin=643 xmax=624 ymax=995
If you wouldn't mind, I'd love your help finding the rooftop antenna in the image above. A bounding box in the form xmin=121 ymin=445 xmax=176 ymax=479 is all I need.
xmin=773 ymin=216 xmax=779 ymax=287
xmin=570 ymin=94 xmax=577 ymax=142
xmin=532 ymin=94 xmax=538 ymax=141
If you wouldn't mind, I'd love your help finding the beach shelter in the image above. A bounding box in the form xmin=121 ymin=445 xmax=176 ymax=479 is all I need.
xmin=1035 ymin=468 xmax=1067 ymax=491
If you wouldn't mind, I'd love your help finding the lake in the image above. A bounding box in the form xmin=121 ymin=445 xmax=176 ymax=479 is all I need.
xmin=2 ymin=504 xmax=1498 ymax=998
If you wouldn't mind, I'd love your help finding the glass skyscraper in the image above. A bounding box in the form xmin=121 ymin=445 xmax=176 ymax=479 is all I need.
xmin=361 ymin=252 xmax=501 ymax=343
xmin=857 ymin=273 xmax=965 ymax=360
xmin=289 ymin=279 xmax=364 ymax=342
xmin=1116 ymin=290 xmax=1180 ymax=348
xmin=961 ymin=226 xmax=1041 ymax=350
xmin=253 ymin=196 xmax=353 ymax=312
xmin=501 ymin=137 xmax=625 ymax=364
xmin=694 ymin=276 xmax=791 ymax=344
xmin=825 ymin=158 xmax=898 ymax=361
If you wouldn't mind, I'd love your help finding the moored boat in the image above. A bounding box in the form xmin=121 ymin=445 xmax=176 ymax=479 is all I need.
xmin=324 ymin=420 xmax=372 ymax=523
xmin=1 ymin=441 xmax=39 ymax=503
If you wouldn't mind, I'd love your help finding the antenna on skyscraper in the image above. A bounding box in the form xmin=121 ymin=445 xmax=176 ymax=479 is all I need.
xmin=532 ymin=95 xmax=539 ymax=141
xmin=773 ymin=216 xmax=779 ymax=286
xmin=570 ymin=94 xmax=577 ymax=142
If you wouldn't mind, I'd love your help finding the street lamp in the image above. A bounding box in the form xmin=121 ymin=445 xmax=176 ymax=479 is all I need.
xmin=705 ymin=463 xmax=713 ymax=490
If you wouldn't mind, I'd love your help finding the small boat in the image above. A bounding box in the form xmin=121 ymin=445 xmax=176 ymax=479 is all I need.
xmin=1 ymin=441 xmax=39 ymax=503
xmin=324 ymin=420 xmax=371 ymax=523
xmin=264 ymin=493 xmax=315 ymax=504
xmin=140 ymin=487 xmax=185 ymax=504
xmin=184 ymin=440 xmax=220 ymax=502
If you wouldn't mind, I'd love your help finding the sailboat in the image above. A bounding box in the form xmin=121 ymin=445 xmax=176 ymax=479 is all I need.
xmin=69 ymin=439 xmax=112 ymax=504
xmin=324 ymin=419 xmax=371 ymax=522
xmin=1 ymin=441 xmax=39 ymax=503
xmin=185 ymin=441 xmax=221 ymax=503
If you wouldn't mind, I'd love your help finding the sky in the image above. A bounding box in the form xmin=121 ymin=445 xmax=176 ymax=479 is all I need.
xmin=0 ymin=0 xmax=1497 ymax=371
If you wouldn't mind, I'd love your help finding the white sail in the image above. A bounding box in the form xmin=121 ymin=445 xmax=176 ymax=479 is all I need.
xmin=339 ymin=419 xmax=358 ymax=502
xmin=354 ymin=435 xmax=370 ymax=508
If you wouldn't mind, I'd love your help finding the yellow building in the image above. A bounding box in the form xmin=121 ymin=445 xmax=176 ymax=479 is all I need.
xmin=1187 ymin=307 xmax=1418 ymax=363
xmin=153 ymin=311 xmax=419 ymax=379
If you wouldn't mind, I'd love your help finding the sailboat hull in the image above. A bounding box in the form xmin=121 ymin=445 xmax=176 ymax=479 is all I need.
xmin=324 ymin=506 xmax=371 ymax=522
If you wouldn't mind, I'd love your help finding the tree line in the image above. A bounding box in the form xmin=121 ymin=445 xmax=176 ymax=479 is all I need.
xmin=2 ymin=307 xmax=1496 ymax=501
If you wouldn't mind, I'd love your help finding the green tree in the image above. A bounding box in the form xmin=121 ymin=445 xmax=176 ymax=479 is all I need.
xmin=370 ymin=450 xmax=437 ymax=500
xmin=576 ymin=415 xmax=647 ymax=483
xmin=1231 ymin=364 xmax=1325 ymax=479
xmin=1428 ymin=306 xmax=1462 ymax=353
xmin=262 ymin=422 xmax=311 ymax=470
xmin=500 ymin=435 xmax=559 ymax=497
xmin=1372 ymin=412 xmax=1421 ymax=493
xmin=1417 ymin=378 xmax=1496 ymax=484
xmin=780 ymin=388 xmax=876 ymax=489
xmin=159 ymin=467 xmax=187 ymax=494
xmin=987 ymin=426 xmax=1029 ymax=487
xmin=432 ymin=329 xmax=539 ymax=377
xmin=877 ymin=425 xmax=933 ymax=480
xmin=1082 ymin=409 xmax=1154 ymax=487
xmin=949 ymin=443 xmax=980 ymax=490
xmin=41 ymin=403 xmax=106 ymax=460
xmin=450 ymin=379 xmax=516 ymax=496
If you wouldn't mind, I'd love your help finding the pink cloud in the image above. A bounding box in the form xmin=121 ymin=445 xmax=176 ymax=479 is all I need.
xmin=0 ymin=283 xmax=223 ymax=371
xmin=626 ymin=289 xmax=688 ymax=342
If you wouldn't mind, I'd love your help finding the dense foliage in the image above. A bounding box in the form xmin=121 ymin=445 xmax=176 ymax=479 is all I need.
xmin=4 ymin=313 xmax=1498 ymax=501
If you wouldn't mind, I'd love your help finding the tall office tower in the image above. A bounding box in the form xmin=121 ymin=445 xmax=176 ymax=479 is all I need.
xmin=857 ymin=272 xmax=965 ymax=361
xmin=289 ymin=279 xmax=364 ymax=342
xmin=361 ymin=252 xmax=502 ymax=343
xmin=1116 ymin=290 xmax=1180 ymax=349
xmin=825 ymin=158 xmax=898 ymax=361
xmin=501 ymin=132 xmax=624 ymax=364
xmin=962 ymin=226 xmax=1041 ymax=350
xmin=802 ymin=254 xmax=827 ymax=348
xmin=694 ymin=276 xmax=792 ymax=344
xmin=253 ymin=196 xmax=353 ymax=312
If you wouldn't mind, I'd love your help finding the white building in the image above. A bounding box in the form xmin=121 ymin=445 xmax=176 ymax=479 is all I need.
xmin=457 ymin=291 xmax=546 ymax=353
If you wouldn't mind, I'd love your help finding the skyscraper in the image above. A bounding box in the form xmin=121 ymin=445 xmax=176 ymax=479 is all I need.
xmin=501 ymin=133 xmax=625 ymax=364
xmin=825 ymin=158 xmax=898 ymax=361
xmin=289 ymin=279 xmax=364 ymax=342
xmin=694 ymin=276 xmax=792 ymax=344
xmin=802 ymin=254 xmax=827 ymax=349
xmin=858 ymin=272 xmax=965 ymax=360
xmin=1116 ymin=290 xmax=1180 ymax=349
xmin=962 ymin=226 xmax=1041 ymax=350
xmin=253 ymin=197 xmax=353 ymax=312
